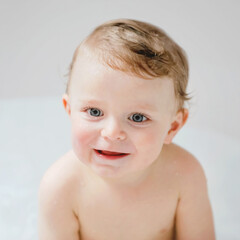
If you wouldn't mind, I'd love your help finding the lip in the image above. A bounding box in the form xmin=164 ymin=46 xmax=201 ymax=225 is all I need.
xmin=93 ymin=149 xmax=130 ymax=160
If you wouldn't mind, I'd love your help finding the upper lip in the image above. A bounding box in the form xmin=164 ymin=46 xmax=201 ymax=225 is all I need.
xmin=94 ymin=149 xmax=130 ymax=154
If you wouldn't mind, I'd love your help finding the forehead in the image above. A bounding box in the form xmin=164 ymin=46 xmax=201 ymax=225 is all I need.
xmin=69 ymin=52 xmax=177 ymax=113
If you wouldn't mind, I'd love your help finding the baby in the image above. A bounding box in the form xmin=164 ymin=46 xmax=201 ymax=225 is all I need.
xmin=38 ymin=19 xmax=215 ymax=240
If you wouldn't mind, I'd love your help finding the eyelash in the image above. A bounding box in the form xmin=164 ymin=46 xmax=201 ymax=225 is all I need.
xmin=81 ymin=106 xmax=150 ymax=123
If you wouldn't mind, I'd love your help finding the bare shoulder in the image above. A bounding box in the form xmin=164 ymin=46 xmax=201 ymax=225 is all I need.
xmin=39 ymin=150 xmax=80 ymax=187
xmin=38 ymin=150 xmax=82 ymax=210
xmin=166 ymin=144 xmax=216 ymax=239
xmin=165 ymin=142 xmax=198 ymax=160
xmin=162 ymin=142 xmax=208 ymax=197
xmin=38 ymin=150 xmax=81 ymax=239
xmin=165 ymin=142 xmax=206 ymax=179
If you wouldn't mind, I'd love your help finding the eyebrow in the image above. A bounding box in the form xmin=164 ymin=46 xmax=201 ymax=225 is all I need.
xmin=79 ymin=99 xmax=158 ymax=112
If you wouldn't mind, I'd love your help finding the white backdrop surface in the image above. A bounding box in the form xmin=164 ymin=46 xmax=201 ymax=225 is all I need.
xmin=1 ymin=0 xmax=240 ymax=138
xmin=1 ymin=0 xmax=240 ymax=239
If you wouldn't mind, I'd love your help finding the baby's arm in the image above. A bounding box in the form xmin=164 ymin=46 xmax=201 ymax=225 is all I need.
xmin=38 ymin=167 xmax=80 ymax=240
xmin=175 ymin=155 xmax=215 ymax=240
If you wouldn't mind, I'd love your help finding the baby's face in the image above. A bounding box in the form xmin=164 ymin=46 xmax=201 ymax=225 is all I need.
xmin=64 ymin=52 xmax=178 ymax=180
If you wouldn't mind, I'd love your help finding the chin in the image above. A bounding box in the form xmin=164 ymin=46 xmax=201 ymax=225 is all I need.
xmin=90 ymin=163 xmax=127 ymax=180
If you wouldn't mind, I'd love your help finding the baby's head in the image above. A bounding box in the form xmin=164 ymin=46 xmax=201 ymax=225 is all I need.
xmin=66 ymin=18 xmax=191 ymax=112
xmin=63 ymin=19 xmax=191 ymax=180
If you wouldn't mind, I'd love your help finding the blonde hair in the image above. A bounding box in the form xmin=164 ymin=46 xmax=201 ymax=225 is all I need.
xmin=66 ymin=18 xmax=192 ymax=110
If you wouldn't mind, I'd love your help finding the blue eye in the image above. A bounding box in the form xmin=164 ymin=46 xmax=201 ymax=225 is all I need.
xmin=87 ymin=108 xmax=102 ymax=117
xmin=130 ymin=113 xmax=147 ymax=122
xmin=83 ymin=107 xmax=149 ymax=123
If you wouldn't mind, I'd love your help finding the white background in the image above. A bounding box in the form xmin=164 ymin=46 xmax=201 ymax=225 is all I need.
xmin=1 ymin=0 xmax=240 ymax=239
xmin=1 ymin=0 xmax=240 ymax=139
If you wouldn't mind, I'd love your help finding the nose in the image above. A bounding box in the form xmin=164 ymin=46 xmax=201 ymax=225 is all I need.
xmin=101 ymin=117 xmax=127 ymax=141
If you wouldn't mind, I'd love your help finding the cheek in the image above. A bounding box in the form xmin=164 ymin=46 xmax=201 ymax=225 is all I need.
xmin=132 ymin=124 xmax=169 ymax=161
xmin=134 ymin=127 xmax=166 ymax=148
xmin=71 ymin=120 xmax=97 ymax=156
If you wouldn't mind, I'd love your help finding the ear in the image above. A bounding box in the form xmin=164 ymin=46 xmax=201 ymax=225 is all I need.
xmin=164 ymin=108 xmax=189 ymax=144
xmin=62 ymin=93 xmax=71 ymax=116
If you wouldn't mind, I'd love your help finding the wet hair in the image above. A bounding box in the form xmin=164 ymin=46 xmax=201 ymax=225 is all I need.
xmin=66 ymin=18 xmax=192 ymax=111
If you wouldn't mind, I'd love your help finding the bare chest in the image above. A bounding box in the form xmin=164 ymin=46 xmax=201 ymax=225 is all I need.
xmin=76 ymin=182 xmax=178 ymax=240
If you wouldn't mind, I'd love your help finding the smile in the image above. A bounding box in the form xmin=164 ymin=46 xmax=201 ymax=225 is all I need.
xmin=94 ymin=149 xmax=130 ymax=160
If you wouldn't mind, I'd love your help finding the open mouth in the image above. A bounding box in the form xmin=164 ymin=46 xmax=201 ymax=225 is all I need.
xmin=95 ymin=149 xmax=129 ymax=156
xmin=93 ymin=149 xmax=131 ymax=161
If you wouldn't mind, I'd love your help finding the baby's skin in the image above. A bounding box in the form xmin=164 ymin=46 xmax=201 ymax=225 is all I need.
xmin=38 ymin=144 xmax=215 ymax=240
xmin=38 ymin=50 xmax=215 ymax=240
